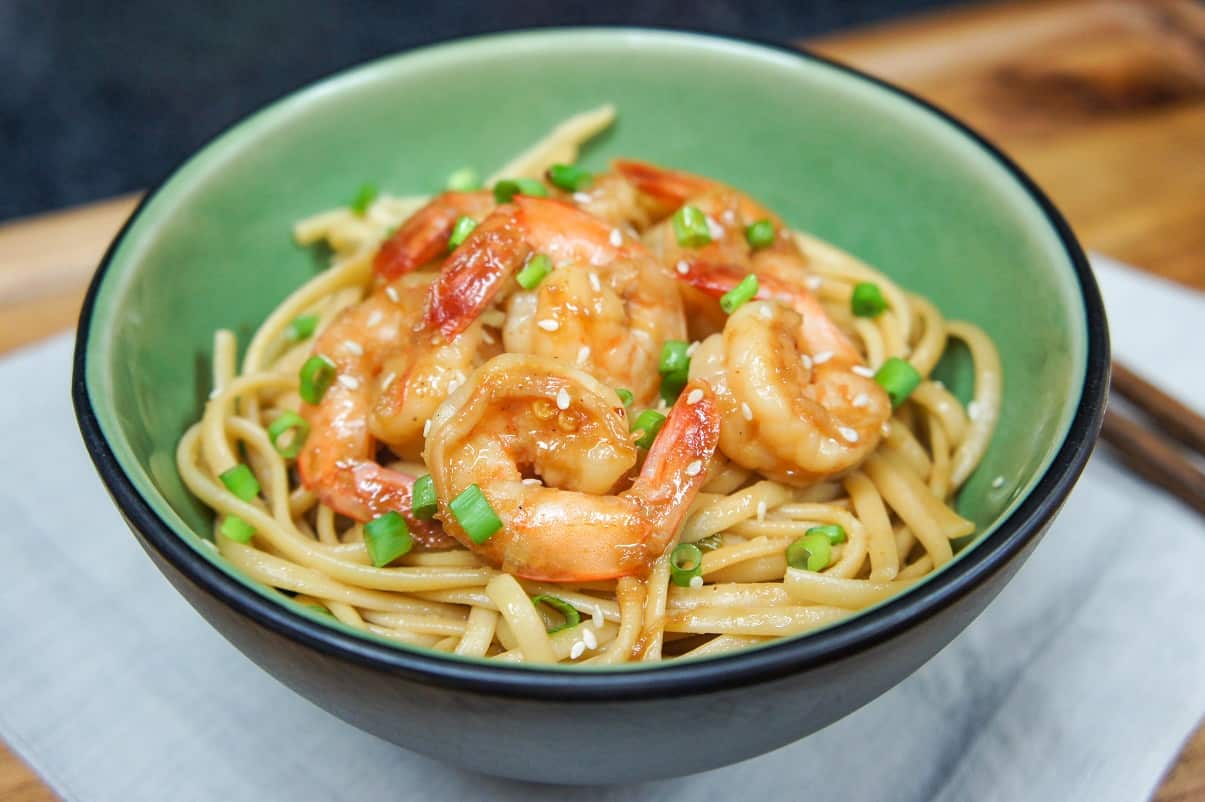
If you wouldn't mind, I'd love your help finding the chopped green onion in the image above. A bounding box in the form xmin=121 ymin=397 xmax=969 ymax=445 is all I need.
xmin=447 ymin=215 xmax=477 ymax=250
xmin=807 ymin=523 xmax=847 ymax=545
xmin=516 ymin=253 xmax=553 ymax=289
xmin=659 ymin=340 xmax=691 ymax=375
xmin=220 ymin=515 xmax=255 ymax=543
xmin=219 ymin=464 xmax=260 ymax=501
xmin=744 ymin=219 xmax=776 ymax=249
xmin=720 ymin=274 xmax=759 ymax=314
xmin=672 ymin=205 xmax=712 ymax=248
xmin=411 ymin=474 xmax=437 ymax=520
xmin=787 ymin=532 xmax=832 ymax=572
xmin=531 ymin=595 xmax=581 ymax=633
xmin=363 ymin=511 xmax=413 ymax=567
xmin=669 ymin=543 xmax=704 ymax=587
xmin=694 ymin=533 xmax=724 ymax=552
xmin=632 ymin=410 xmax=666 ymax=449
xmin=266 ymin=412 xmax=310 ymax=459
xmin=615 ymin=388 xmax=634 ymax=408
xmin=350 ymin=183 xmax=378 ymax=214
xmin=299 ymin=355 xmax=337 ymax=405
xmin=287 ymin=314 xmax=319 ymax=341
xmin=547 ymin=163 xmax=593 ymax=192
xmin=445 ymin=166 xmax=481 ymax=191
xmin=493 ymin=178 xmax=549 ymax=204
xmin=449 ymin=484 xmax=503 ymax=544
xmin=851 ymin=282 xmax=889 ymax=317
xmin=660 ymin=371 xmax=688 ymax=405
xmin=875 ymin=357 xmax=922 ymax=408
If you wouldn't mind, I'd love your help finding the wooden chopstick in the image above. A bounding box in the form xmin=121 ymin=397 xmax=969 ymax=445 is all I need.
xmin=1101 ymin=361 xmax=1205 ymax=517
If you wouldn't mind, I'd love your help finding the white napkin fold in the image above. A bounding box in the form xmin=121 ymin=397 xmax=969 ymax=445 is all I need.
xmin=1 ymin=256 xmax=1202 ymax=802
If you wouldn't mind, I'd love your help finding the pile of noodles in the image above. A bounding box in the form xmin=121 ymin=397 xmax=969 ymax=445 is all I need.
xmin=177 ymin=106 xmax=1001 ymax=665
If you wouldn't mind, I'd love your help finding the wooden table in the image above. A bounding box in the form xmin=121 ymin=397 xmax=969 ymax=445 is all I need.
xmin=2 ymin=1 xmax=1202 ymax=799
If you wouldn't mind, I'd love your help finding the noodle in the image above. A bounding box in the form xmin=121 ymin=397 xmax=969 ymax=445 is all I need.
xmin=175 ymin=107 xmax=1002 ymax=666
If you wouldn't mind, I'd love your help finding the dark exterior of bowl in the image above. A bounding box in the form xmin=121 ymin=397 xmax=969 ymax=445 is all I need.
xmin=72 ymin=31 xmax=1109 ymax=786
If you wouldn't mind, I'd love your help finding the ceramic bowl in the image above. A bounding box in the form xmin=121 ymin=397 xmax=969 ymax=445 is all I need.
xmin=72 ymin=29 xmax=1108 ymax=784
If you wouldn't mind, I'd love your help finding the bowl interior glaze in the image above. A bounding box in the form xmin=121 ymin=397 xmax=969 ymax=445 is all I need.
xmin=82 ymin=29 xmax=1088 ymax=665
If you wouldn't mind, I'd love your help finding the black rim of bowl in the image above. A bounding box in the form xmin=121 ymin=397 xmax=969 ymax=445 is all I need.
xmin=71 ymin=28 xmax=1110 ymax=702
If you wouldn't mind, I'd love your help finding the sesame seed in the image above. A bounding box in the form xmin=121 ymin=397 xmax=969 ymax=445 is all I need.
xmin=813 ymin=351 xmax=833 ymax=365
xmin=609 ymin=228 xmax=623 ymax=247
xmin=381 ymin=371 xmax=397 ymax=392
xmin=686 ymin=388 xmax=704 ymax=405
xmin=385 ymin=286 xmax=400 ymax=302
xmin=741 ymin=402 xmax=753 ymax=421
xmin=756 ymin=500 xmax=767 ymax=521
xmin=366 ymin=309 xmax=383 ymax=327
xmin=800 ymin=354 xmax=813 ymax=369
xmin=577 ymin=345 xmax=591 ymax=364
xmin=556 ymin=387 xmax=571 ymax=410
xmin=881 ymin=422 xmax=891 ymax=437
xmin=685 ymin=460 xmax=703 ymax=477
xmin=591 ymin=605 xmax=604 ymax=629
xmin=423 ymin=418 xmax=432 ymax=437
xmin=582 ymin=628 xmax=598 ymax=650
xmin=343 ymin=339 xmax=363 ymax=356
xmin=805 ymin=276 xmax=822 ymax=291
xmin=759 ymin=305 xmax=773 ymax=320
xmin=968 ymin=401 xmax=982 ymax=420
xmin=676 ymin=260 xmax=690 ymax=275
xmin=852 ymin=393 xmax=870 ymax=408
xmin=688 ymin=575 xmax=704 ymax=589
xmin=852 ymin=365 xmax=874 ymax=378
xmin=721 ymin=208 xmax=736 ymax=225
xmin=481 ymin=329 xmax=495 ymax=344
xmin=337 ymin=375 xmax=360 ymax=390
xmin=537 ymin=319 xmax=559 ymax=332
xmin=572 ymin=192 xmax=591 ymax=204
xmin=446 ymin=378 xmax=462 ymax=394
xmin=838 ymin=426 xmax=859 ymax=443
xmin=208 ymin=387 xmax=221 ymax=400
xmin=569 ymin=641 xmax=586 ymax=660
xmin=686 ymin=341 xmax=699 ymax=356
xmin=588 ymin=272 xmax=601 ymax=292
xmin=522 ymin=478 xmax=542 ymax=486
xmin=705 ymin=216 xmax=724 ymax=239
xmin=992 ymin=476 xmax=1005 ymax=489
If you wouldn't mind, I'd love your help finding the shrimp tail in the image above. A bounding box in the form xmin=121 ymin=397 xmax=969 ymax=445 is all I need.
xmin=374 ymin=191 xmax=493 ymax=280
xmin=612 ymin=159 xmax=713 ymax=209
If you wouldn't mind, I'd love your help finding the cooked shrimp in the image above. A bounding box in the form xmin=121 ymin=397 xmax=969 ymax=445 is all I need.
xmin=690 ymin=299 xmax=890 ymax=486
xmin=428 ymin=196 xmax=687 ymax=405
xmin=424 ymin=354 xmax=720 ymax=581
xmin=373 ymin=190 xmax=494 ymax=280
xmin=297 ymin=275 xmax=449 ymax=545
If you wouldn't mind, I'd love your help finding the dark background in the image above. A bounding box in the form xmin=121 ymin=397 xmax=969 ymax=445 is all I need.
xmin=3 ymin=0 xmax=964 ymax=220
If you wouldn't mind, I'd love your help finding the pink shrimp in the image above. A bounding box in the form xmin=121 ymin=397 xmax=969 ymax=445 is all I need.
xmin=372 ymin=190 xmax=495 ymax=280
xmin=423 ymin=353 xmax=721 ymax=581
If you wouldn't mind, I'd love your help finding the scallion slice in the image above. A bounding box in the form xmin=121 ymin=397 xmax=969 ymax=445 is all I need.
xmin=449 ymin=484 xmax=503 ymax=544
xmin=851 ymin=282 xmax=889 ymax=317
xmin=615 ymin=388 xmax=634 ymax=408
xmin=660 ymin=371 xmax=688 ymax=405
xmin=531 ymin=595 xmax=581 ymax=633
xmin=874 ymin=357 xmax=922 ymax=408
xmin=672 ymin=205 xmax=712 ymax=248
xmin=445 ymin=166 xmax=482 ymax=191
xmin=411 ymin=474 xmax=437 ymax=520
xmin=669 ymin=543 xmax=704 ymax=587
xmin=744 ymin=219 xmax=776 ymax=249
xmin=547 ymin=163 xmax=592 ymax=192
xmin=516 ymin=253 xmax=552 ymax=289
xmin=299 ymin=355 xmax=337 ymax=405
xmin=363 ymin=511 xmax=413 ymax=567
xmin=447 ymin=215 xmax=477 ymax=250
xmin=720 ymin=273 xmax=759 ymax=314
xmin=266 ymin=412 xmax=310 ymax=459
xmin=659 ymin=340 xmax=691 ymax=376
xmin=807 ymin=523 xmax=847 ymax=545
xmin=350 ymin=183 xmax=378 ymax=214
xmin=219 ymin=515 xmax=255 ymax=543
xmin=219 ymin=464 xmax=260 ymax=501
xmin=632 ymin=410 xmax=666 ymax=449
xmin=287 ymin=314 xmax=319 ymax=341
xmin=787 ymin=532 xmax=832 ymax=572
xmin=493 ymin=178 xmax=549 ymax=204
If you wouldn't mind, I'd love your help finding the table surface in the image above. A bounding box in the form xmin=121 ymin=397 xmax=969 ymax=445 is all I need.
xmin=2 ymin=1 xmax=1202 ymax=799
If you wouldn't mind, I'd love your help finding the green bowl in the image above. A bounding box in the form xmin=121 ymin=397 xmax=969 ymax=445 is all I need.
xmin=72 ymin=29 xmax=1108 ymax=784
